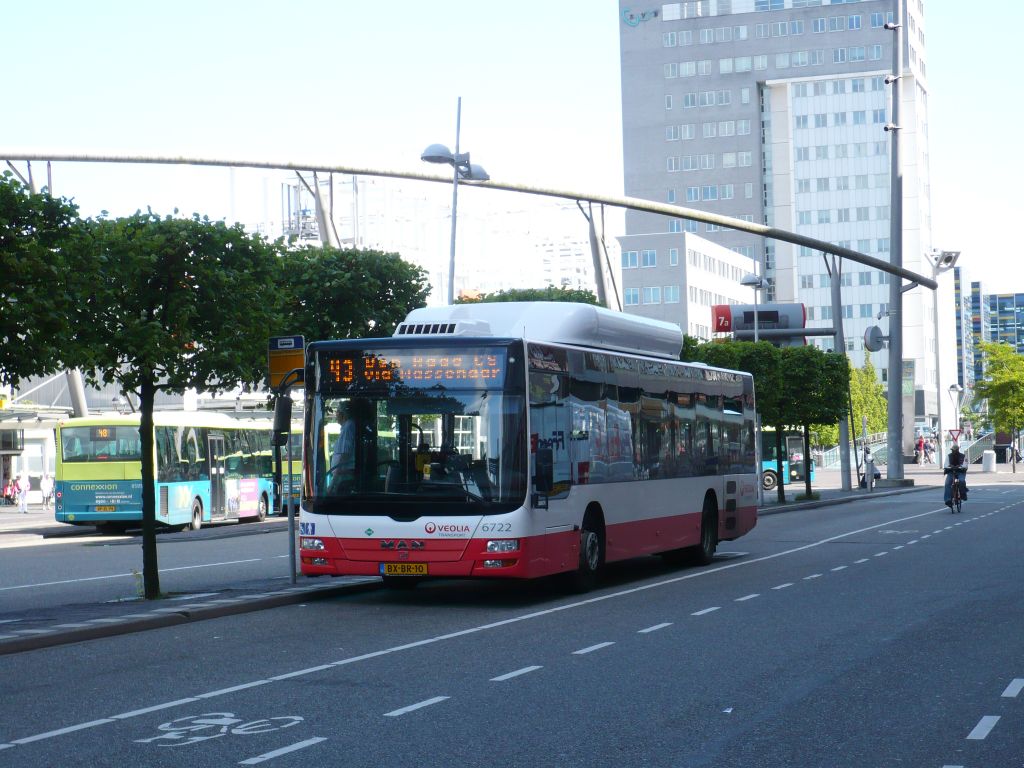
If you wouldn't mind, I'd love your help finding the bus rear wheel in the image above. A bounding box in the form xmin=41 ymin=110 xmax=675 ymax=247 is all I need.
xmin=690 ymin=499 xmax=718 ymax=566
xmin=762 ymin=470 xmax=778 ymax=491
xmin=256 ymin=494 xmax=268 ymax=522
xmin=188 ymin=500 xmax=203 ymax=532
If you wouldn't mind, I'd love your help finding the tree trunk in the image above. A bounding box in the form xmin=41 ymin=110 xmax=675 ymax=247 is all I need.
xmin=803 ymin=424 xmax=812 ymax=497
xmin=775 ymin=426 xmax=786 ymax=503
xmin=139 ymin=377 xmax=161 ymax=599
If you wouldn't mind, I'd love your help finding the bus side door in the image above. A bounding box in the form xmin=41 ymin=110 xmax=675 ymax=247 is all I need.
xmin=208 ymin=434 xmax=229 ymax=521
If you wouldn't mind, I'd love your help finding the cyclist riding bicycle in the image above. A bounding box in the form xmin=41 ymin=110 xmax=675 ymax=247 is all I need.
xmin=943 ymin=442 xmax=968 ymax=508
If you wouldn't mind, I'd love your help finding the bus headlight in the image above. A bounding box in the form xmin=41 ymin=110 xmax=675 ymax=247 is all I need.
xmin=486 ymin=539 xmax=519 ymax=553
xmin=300 ymin=537 xmax=326 ymax=551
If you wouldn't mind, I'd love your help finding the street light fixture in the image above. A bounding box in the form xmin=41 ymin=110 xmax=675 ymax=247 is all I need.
xmin=927 ymin=249 xmax=961 ymax=462
xmin=740 ymin=272 xmax=764 ymax=342
xmin=948 ymin=383 xmax=964 ymax=434
xmin=420 ymin=97 xmax=489 ymax=305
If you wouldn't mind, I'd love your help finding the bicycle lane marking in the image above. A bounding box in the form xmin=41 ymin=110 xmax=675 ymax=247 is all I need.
xmin=0 ymin=504 xmax=981 ymax=752
xmin=239 ymin=737 xmax=327 ymax=765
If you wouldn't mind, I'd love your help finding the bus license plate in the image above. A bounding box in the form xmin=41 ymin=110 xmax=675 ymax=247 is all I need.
xmin=95 ymin=506 xmax=115 ymax=512
xmin=380 ymin=563 xmax=428 ymax=576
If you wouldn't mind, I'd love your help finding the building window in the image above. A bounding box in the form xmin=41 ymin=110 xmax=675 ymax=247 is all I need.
xmin=848 ymin=15 xmax=862 ymax=30
xmin=721 ymin=184 xmax=734 ymax=199
xmin=797 ymin=179 xmax=811 ymax=194
xmin=816 ymin=177 xmax=830 ymax=192
xmin=664 ymin=285 xmax=680 ymax=303
xmin=665 ymin=95 xmax=673 ymax=110
xmin=834 ymin=112 xmax=848 ymax=126
xmin=666 ymin=125 xmax=681 ymax=141
xmin=687 ymin=186 xmax=700 ymax=202
xmin=624 ymin=288 xmax=640 ymax=306
xmin=642 ymin=287 xmax=662 ymax=305
xmin=811 ymin=49 xmax=825 ymax=65
xmin=860 ymin=304 xmax=873 ymax=318
xmin=851 ymin=78 xmax=865 ymax=93
xmin=740 ymin=87 xmax=751 ymax=104
xmin=664 ymin=62 xmax=679 ymax=79
xmin=869 ymin=44 xmax=883 ymax=60
xmin=798 ymin=211 xmax=812 ymax=225
xmin=702 ymin=185 xmax=718 ymax=201
xmin=745 ymin=182 xmax=754 ymax=198
xmin=795 ymin=115 xmax=809 ymax=130
xmin=667 ymin=156 xmax=680 ymax=172
xmin=833 ymin=48 xmax=847 ymax=64
xmin=849 ymin=46 xmax=866 ymax=62
xmin=669 ymin=248 xmax=679 ymax=266
xmin=641 ymin=250 xmax=657 ymax=268
xmin=738 ymin=152 xmax=753 ymax=167
xmin=837 ymin=208 xmax=851 ymax=223
xmin=663 ymin=32 xmax=677 ymax=47
xmin=622 ymin=251 xmax=638 ymax=269
xmin=859 ymin=272 xmax=872 ymax=286
xmin=703 ymin=122 xmax=717 ymax=138
xmin=817 ymin=210 xmax=831 ymax=224
xmin=873 ymin=108 xmax=887 ymax=124
xmin=814 ymin=113 xmax=827 ymax=128
xmin=667 ymin=189 xmax=676 ymax=203
xmin=669 ymin=219 xmax=682 ymax=233
xmin=829 ymin=16 xmax=845 ymax=32
xmin=685 ymin=220 xmax=699 ymax=233
xmin=814 ymin=146 xmax=828 ymax=160
xmin=795 ymin=147 xmax=810 ymax=161
xmin=793 ymin=50 xmax=809 ymax=67
xmin=800 ymin=275 xmax=814 ymax=289
xmin=853 ymin=110 xmax=866 ymax=125
xmin=856 ymin=206 xmax=870 ymax=221
xmin=812 ymin=17 xmax=825 ymax=33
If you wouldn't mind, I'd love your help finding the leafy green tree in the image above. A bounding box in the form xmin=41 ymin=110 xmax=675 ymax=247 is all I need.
xmin=456 ymin=286 xmax=599 ymax=305
xmin=276 ymin=245 xmax=431 ymax=341
xmin=689 ymin=340 xmax=786 ymax=499
xmin=0 ymin=173 xmax=87 ymax=388
xmin=680 ymin=334 xmax=704 ymax=362
xmin=815 ymin=354 xmax=886 ymax=448
xmin=790 ymin=349 xmax=849 ymax=495
xmin=974 ymin=341 xmax=1024 ymax=471
xmin=72 ymin=212 xmax=285 ymax=598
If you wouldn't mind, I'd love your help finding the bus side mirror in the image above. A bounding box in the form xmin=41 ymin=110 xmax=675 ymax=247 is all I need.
xmin=272 ymin=396 xmax=292 ymax=447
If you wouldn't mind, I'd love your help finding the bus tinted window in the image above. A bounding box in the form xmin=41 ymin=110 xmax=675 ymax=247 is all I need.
xmin=61 ymin=426 xmax=142 ymax=462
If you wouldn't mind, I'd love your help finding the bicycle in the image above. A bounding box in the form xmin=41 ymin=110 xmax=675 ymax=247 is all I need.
xmin=944 ymin=466 xmax=966 ymax=514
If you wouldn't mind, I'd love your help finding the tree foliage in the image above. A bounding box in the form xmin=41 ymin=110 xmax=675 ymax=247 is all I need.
xmin=456 ymin=286 xmax=600 ymax=305
xmin=974 ymin=341 xmax=1024 ymax=465
xmin=0 ymin=173 xmax=87 ymax=388
xmin=276 ymin=245 xmax=431 ymax=341
xmin=72 ymin=211 xmax=285 ymax=598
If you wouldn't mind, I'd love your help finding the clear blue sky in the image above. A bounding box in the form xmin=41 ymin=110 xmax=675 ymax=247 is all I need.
xmin=3 ymin=0 xmax=1021 ymax=290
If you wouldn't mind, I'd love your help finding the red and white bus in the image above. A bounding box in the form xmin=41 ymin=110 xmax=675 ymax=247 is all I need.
xmin=295 ymin=302 xmax=758 ymax=588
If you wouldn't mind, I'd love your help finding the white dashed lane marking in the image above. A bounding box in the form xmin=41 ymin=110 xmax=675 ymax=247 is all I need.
xmin=491 ymin=666 xmax=542 ymax=682
xmin=966 ymin=715 xmax=1000 ymax=740
xmin=691 ymin=607 xmax=720 ymax=616
xmin=573 ymin=642 xmax=615 ymax=655
xmin=638 ymin=623 xmax=673 ymax=633
xmin=1002 ymin=678 xmax=1024 ymax=698
xmin=384 ymin=696 xmax=449 ymax=717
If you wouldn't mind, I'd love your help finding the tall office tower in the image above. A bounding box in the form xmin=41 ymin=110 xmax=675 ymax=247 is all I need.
xmin=619 ymin=1 xmax=947 ymax=431
xmin=953 ymin=267 xmax=974 ymax=391
xmin=969 ymin=281 xmax=990 ymax=385
xmin=986 ymin=293 xmax=1024 ymax=354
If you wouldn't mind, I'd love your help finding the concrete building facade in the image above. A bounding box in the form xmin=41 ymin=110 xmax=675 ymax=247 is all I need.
xmin=618 ymin=0 xmax=955 ymax=440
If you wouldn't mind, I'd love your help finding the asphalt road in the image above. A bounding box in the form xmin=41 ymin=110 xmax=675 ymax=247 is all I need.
xmin=1 ymin=481 xmax=1022 ymax=767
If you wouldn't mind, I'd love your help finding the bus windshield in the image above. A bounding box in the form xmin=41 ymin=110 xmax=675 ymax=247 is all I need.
xmin=60 ymin=426 xmax=143 ymax=463
xmin=308 ymin=344 xmax=527 ymax=515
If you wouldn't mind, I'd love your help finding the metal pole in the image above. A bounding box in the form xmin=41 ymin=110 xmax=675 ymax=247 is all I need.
xmin=886 ymin=0 xmax=905 ymax=481
xmin=932 ymin=265 xmax=945 ymax=467
xmin=753 ymin=283 xmax=759 ymax=343
xmin=447 ymin=97 xmax=462 ymax=305
xmin=830 ymin=255 xmax=852 ymax=490
xmin=286 ymin=424 xmax=295 ymax=584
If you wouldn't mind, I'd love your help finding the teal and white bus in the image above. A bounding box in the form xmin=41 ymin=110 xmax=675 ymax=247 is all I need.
xmin=55 ymin=412 xmax=276 ymax=533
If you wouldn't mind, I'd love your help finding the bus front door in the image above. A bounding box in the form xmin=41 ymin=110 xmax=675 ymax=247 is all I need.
xmin=208 ymin=435 xmax=229 ymax=522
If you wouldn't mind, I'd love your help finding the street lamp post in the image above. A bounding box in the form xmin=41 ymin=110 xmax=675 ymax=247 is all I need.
xmin=739 ymin=271 xmax=764 ymax=507
xmin=420 ymin=97 xmax=489 ymax=305
xmin=740 ymin=272 xmax=763 ymax=342
xmin=948 ymin=383 xmax=963 ymax=435
xmin=927 ymin=249 xmax=961 ymax=464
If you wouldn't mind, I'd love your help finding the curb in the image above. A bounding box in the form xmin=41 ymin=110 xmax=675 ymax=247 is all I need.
xmin=0 ymin=578 xmax=382 ymax=657
xmin=758 ymin=483 xmax=936 ymax=515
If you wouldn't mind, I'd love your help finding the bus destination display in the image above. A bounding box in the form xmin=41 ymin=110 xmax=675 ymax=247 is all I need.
xmin=322 ymin=349 xmax=506 ymax=389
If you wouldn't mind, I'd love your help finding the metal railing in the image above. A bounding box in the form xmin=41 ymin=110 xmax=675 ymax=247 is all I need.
xmin=816 ymin=432 xmax=890 ymax=469
xmin=964 ymin=432 xmax=993 ymax=465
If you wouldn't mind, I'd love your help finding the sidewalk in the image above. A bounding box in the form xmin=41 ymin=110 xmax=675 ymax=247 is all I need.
xmin=0 ymin=464 xmax=1019 ymax=655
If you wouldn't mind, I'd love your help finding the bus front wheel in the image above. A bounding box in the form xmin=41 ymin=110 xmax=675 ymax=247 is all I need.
xmin=256 ymin=494 xmax=268 ymax=522
xmin=762 ymin=470 xmax=778 ymax=491
xmin=189 ymin=500 xmax=203 ymax=532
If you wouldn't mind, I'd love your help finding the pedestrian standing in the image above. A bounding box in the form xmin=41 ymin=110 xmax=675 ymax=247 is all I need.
xmin=16 ymin=473 xmax=30 ymax=514
xmin=40 ymin=473 xmax=54 ymax=510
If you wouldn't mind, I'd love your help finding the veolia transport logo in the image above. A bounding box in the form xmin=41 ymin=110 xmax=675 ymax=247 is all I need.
xmin=424 ymin=522 xmax=436 ymax=534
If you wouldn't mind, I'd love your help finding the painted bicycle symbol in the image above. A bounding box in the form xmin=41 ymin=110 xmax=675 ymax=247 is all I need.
xmin=135 ymin=712 xmax=303 ymax=747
